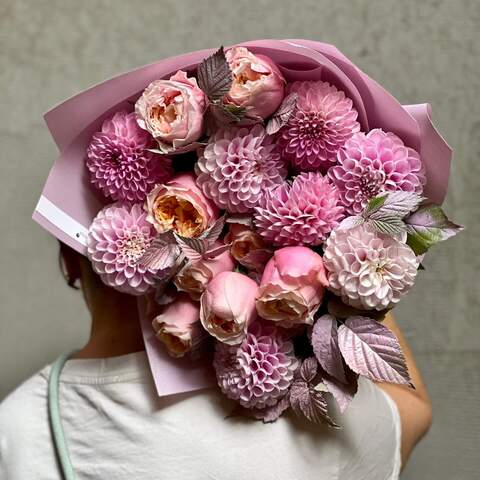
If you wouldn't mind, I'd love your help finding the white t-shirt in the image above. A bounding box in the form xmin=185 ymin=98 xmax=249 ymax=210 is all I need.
xmin=0 ymin=351 xmax=401 ymax=479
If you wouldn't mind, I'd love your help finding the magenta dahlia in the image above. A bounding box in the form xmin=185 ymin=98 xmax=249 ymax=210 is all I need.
xmin=86 ymin=111 xmax=173 ymax=202
xmin=195 ymin=125 xmax=287 ymax=213
xmin=254 ymin=172 xmax=345 ymax=247
xmin=87 ymin=202 xmax=158 ymax=295
xmin=328 ymin=129 xmax=426 ymax=215
xmin=214 ymin=322 xmax=299 ymax=409
xmin=278 ymin=81 xmax=360 ymax=172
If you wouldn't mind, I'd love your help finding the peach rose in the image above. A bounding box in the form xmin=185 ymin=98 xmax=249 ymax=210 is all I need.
xmin=135 ymin=70 xmax=207 ymax=153
xmin=225 ymin=223 xmax=273 ymax=272
xmin=174 ymin=244 xmax=235 ymax=300
xmin=225 ymin=47 xmax=285 ymax=119
xmin=152 ymin=293 xmax=203 ymax=358
xmin=256 ymin=246 xmax=328 ymax=327
xmin=146 ymin=172 xmax=219 ymax=237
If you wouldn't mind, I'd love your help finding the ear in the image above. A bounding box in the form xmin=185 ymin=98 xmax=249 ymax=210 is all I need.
xmin=58 ymin=242 xmax=82 ymax=289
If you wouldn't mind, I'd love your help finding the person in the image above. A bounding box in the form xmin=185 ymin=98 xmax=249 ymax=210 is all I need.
xmin=0 ymin=242 xmax=432 ymax=479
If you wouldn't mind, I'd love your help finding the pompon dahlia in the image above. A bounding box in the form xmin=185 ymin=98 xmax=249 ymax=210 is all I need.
xmin=328 ymin=129 xmax=426 ymax=215
xmin=86 ymin=111 xmax=173 ymax=202
xmin=278 ymin=81 xmax=360 ymax=172
xmin=254 ymin=172 xmax=345 ymax=247
xmin=87 ymin=203 xmax=158 ymax=295
xmin=323 ymin=223 xmax=419 ymax=310
xmin=214 ymin=322 xmax=299 ymax=409
xmin=195 ymin=125 xmax=287 ymax=213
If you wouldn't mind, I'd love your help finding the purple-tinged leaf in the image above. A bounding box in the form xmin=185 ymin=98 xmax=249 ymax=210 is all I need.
xmin=200 ymin=215 xmax=226 ymax=242
xmin=147 ymin=141 xmax=207 ymax=156
xmin=203 ymin=242 xmax=232 ymax=260
xmin=296 ymin=356 xmax=319 ymax=383
xmin=197 ymin=46 xmax=232 ymax=102
xmin=365 ymin=192 xmax=424 ymax=220
xmin=290 ymin=380 xmax=340 ymax=428
xmin=312 ymin=315 xmax=347 ymax=384
xmin=266 ymin=92 xmax=298 ymax=135
xmin=338 ymin=316 xmax=412 ymax=386
xmin=369 ymin=216 xmax=406 ymax=235
xmin=138 ymin=235 xmax=179 ymax=270
xmin=405 ymin=204 xmax=464 ymax=255
xmin=336 ymin=215 xmax=364 ymax=231
xmin=173 ymin=234 xmax=206 ymax=263
xmin=323 ymin=373 xmax=358 ymax=414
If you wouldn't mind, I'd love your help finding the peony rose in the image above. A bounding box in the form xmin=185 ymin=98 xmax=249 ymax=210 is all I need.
xmin=152 ymin=293 xmax=203 ymax=358
xmin=200 ymin=271 xmax=258 ymax=345
xmin=135 ymin=70 xmax=207 ymax=153
xmin=256 ymin=246 xmax=328 ymax=327
xmin=225 ymin=222 xmax=273 ymax=272
xmin=146 ymin=172 xmax=219 ymax=237
xmin=174 ymin=244 xmax=235 ymax=300
xmin=224 ymin=47 xmax=285 ymax=119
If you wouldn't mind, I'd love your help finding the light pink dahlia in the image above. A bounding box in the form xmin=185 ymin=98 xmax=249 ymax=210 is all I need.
xmin=278 ymin=81 xmax=360 ymax=172
xmin=323 ymin=223 xmax=419 ymax=310
xmin=87 ymin=203 xmax=158 ymax=295
xmin=195 ymin=125 xmax=287 ymax=213
xmin=254 ymin=172 xmax=345 ymax=247
xmin=86 ymin=111 xmax=173 ymax=202
xmin=214 ymin=322 xmax=299 ymax=409
xmin=328 ymin=129 xmax=426 ymax=215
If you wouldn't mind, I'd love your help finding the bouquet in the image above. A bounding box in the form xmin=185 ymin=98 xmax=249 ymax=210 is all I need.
xmin=35 ymin=40 xmax=462 ymax=426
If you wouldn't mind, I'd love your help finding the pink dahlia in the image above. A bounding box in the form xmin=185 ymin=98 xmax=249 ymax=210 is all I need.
xmin=328 ymin=129 xmax=426 ymax=215
xmin=86 ymin=111 xmax=173 ymax=202
xmin=87 ymin=203 xmax=158 ymax=295
xmin=323 ymin=223 xmax=419 ymax=310
xmin=278 ymin=81 xmax=360 ymax=172
xmin=254 ymin=172 xmax=345 ymax=247
xmin=214 ymin=322 xmax=299 ymax=409
xmin=195 ymin=125 xmax=287 ymax=213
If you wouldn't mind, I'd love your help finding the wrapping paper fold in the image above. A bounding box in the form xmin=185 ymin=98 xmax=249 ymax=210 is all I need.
xmin=33 ymin=39 xmax=453 ymax=397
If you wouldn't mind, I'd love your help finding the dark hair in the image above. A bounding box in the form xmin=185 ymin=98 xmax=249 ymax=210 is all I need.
xmin=58 ymin=241 xmax=81 ymax=290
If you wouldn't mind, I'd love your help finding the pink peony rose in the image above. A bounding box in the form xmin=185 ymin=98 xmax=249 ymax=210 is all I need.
xmin=145 ymin=172 xmax=219 ymax=237
xmin=256 ymin=246 xmax=328 ymax=327
xmin=135 ymin=70 xmax=207 ymax=153
xmin=225 ymin=222 xmax=273 ymax=272
xmin=152 ymin=293 xmax=203 ymax=358
xmin=225 ymin=47 xmax=285 ymax=119
xmin=200 ymin=271 xmax=259 ymax=345
xmin=173 ymin=243 xmax=235 ymax=300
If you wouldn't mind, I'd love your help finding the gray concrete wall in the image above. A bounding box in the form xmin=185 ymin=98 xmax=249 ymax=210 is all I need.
xmin=1 ymin=0 xmax=478 ymax=478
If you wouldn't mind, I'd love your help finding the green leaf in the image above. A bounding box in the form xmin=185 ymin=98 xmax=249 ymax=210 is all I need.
xmin=369 ymin=216 xmax=406 ymax=235
xmin=197 ymin=46 xmax=233 ymax=102
xmin=363 ymin=194 xmax=388 ymax=217
xmin=405 ymin=205 xmax=464 ymax=255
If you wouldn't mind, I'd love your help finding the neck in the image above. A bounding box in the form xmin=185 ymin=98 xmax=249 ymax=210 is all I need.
xmin=73 ymin=287 xmax=146 ymax=359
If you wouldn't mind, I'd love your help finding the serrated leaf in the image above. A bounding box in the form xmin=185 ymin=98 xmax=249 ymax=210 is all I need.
xmin=312 ymin=315 xmax=347 ymax=384
xmin=322 ymin=373 xmax=358 ymax=414
xmin=365 ymin=192 xmax=424 ymax=220
xmin=200 ymin=215 xmax=226 ymax=243
xmin=173 ymin=234 xmax=207 ymax=263
xmin=250 ymin=395 xmax=291 ymax=423
xmin=369 ymin=216 xmax=406 ymax=235
xmin=203 ymin=243 xmax=232 ymax=260
xmin=336 ymin=215 xmax=364 ymax=231
xmin=296 ymin=356 xmax=319 ymax=383
xmin=405 ymin=204 xmax=464 ymax=255
xmin=266 ymin=92 xmax=298 ymax=135
xmin=222 ymin=103 xmax=247 ymax=121
xmin=138 ymin=237 xmax=179 ymax=270
xmin=197 ymin=46 xmax=232 ymax=102
xmin=338 ymin=316 xmax=412 ymax=386
xmin=290 ymin=380 xmax=340 ymax=428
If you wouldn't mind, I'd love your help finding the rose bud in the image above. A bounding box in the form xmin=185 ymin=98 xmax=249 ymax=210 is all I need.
xmin=152 ymin=293 xmax=203 ymax=358
xmin=135 ymin=70 xmax=207 ymax=153
xmin=225 ymin=223 xmax=273 ymax=272
xmin=256 ymin=246 xmax=328 ymax=327
xmin=145 ymin=172 xmax=219 ymax=237
xmin=224 ymin=46 xmax=285 ymax=119
xmin=174 ymin=244 xmax=235 ymax=300
xmin=200 ymin=271 xmax=258 ymax=345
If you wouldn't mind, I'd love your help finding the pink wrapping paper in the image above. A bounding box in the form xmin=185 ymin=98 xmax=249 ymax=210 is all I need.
xmin=33 ymin=39 xmax=453 ymax=397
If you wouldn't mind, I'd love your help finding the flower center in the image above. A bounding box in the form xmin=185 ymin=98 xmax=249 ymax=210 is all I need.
xmin=154 ymin=195 xmax=203 ymax=237
xmin=297 ymin=111 xmax=326 ymax=140
xmin=359 ymin=168 xmax=386 ymax=198
xmin=119 ymin=233 xmax=149 ymax=264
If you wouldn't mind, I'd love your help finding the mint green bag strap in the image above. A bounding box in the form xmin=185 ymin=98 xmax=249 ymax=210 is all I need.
xmin=48 ymin=352 xmax=76 ymax=480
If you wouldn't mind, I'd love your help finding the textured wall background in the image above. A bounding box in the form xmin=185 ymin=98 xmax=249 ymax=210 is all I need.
xmin=0 ymin=0 xmax=478 ymax=478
